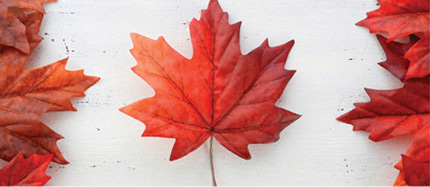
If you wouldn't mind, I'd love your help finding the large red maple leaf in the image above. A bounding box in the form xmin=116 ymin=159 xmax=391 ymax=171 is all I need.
xmin=0 ymin=48 xmax=99 ymax=164
xmin=357 ymin=0 xmax=430 ymax=79
xmin=0 ymin=0 xmax=54 ymax=53
xmin=0 ymin=152 xmax=52 ymax=186
xmin=120 ymin=0 xmax=300 ymax=161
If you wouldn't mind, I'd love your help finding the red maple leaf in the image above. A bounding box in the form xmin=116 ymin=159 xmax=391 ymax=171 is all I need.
xmin=120 ymin=0 xmax=299 ymax=162
xmin=357 ymin=0 xmax=430 ymax=79
xmin=0 ymin=48 xmax=99 ymax=164
xmin=337 ymin=77 xmax=429 ymax=142
xmin=0 ymin=0 xmax=54 ymax=53
xmin=0 ymin=152 xmax=52 ymax=186
xmin=338 ymin=77 xmax=429 ymax=186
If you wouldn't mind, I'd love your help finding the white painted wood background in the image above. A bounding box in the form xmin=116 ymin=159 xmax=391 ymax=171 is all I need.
xmin=4 ymin=0 xmax=415 ymax=185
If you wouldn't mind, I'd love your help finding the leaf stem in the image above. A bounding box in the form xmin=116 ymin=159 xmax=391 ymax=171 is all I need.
xmin=210 ymin=136 xmax=217 ymax=186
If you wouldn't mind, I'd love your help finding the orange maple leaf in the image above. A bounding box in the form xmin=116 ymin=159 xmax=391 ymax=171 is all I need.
xmin=121 ymin=0 xmax=300 ymax=162
xmin=0 ymin=48 xmax=99 ymax=164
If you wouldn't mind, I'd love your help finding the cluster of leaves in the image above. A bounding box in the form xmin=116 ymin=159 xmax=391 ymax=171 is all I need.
xmin=121 ymin=0 xmax=299 ymax=163
xmin=0 ymin=0 xmax=99 ymax=185
xmin=338 ymin=0 xmax=429 ymax=185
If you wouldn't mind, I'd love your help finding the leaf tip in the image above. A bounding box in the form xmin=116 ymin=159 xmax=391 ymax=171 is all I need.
xmin=20 ymin=44 xmax=31 ymax=54
xmin=130 ymin=32 xmax=139 ymax=39
xmin=56 ymin=58 xmax=69 ymax=67
xmin=368 ymin=135 xmax=384 ymax=142
xmin=240 ymin=151 xmax=252 ymax=160
xmin=118 ymin=106 xmax=128 ymax=114
xmin=261 ymin=38 xmax=269 ymax=47
xmin=208 ymin=0 xmax=222 ymax=11
xmin=53 ymin=157 xmax=69 ymax=165
xmin=92 ymin=76 xmax=101 ymax=83
xmin=169 ymin=154 xmax=180 ymax=161
xmin=363 ymin=88 xmax=378 ymax=97
xmin=289 ymin=39 xmax=295 ymax=45
xmin=336 ymin=112 xmax=353 ymax=125
xmin=284 ymin=39 xmax=295 ymax=53
xmin=336 ymin=116 xmax=346 ymax=123
xmin=355 ymin=20 xmax=365 ymax=27
xmin=130 ymin=33 xmax=146 ymax=45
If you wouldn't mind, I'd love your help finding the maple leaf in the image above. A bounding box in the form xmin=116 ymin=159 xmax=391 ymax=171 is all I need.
xmin=0 ymin=0 xmax=54 ymax=53
xmin=0 ymin=152 xmax=52 ymax=186
xmin=337 ymin=77 xmax=429 ymax=142
xmin=0 ymin=49 xmax=100 ymax=164
xmin=357 ymin=0 xmax=430 ymax=79
xmin=120 ymin=0 xmax=300 ymax=161
xmin=337 ymin=76 xmax=430 ymax=186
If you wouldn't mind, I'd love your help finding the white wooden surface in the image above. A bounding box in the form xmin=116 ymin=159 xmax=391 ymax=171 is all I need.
xmin=5 ymin=0 xmax=414 ymax=185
